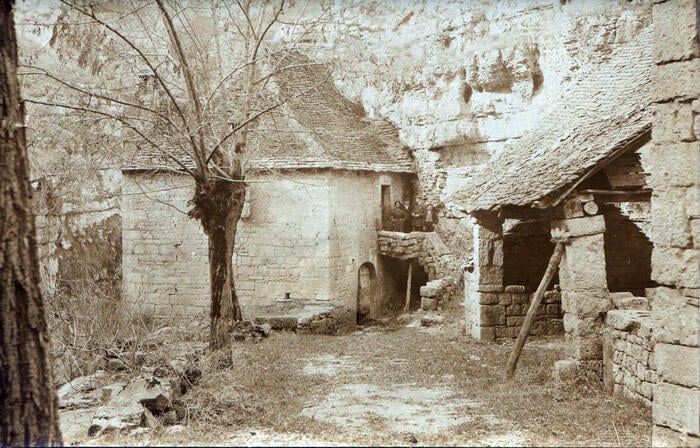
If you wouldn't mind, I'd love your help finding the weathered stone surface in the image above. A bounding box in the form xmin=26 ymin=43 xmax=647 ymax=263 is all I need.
xmin=551 ymin=215 xmax=605 ymax=239
xmin=504 ymin=285 xmax=525 ymax=293
xmin=653 ymin=381 xmax=700 ymax=435
xmin=421 ymin=297 xmax=438 ymax=311
xmin=655 ymin=343 xmax=700 ymax=387
xmin=552 ymin=359 xmax=577 ymax=382
xmin=558 ymin=233 xmax=608 ymax=291
xmin=650 ymin=188 xmax=694 ymax=247
xmin=480 ymin=305 xmax=506 ymax=327
xmin=653 ymin=424 xmax=700 ymax=448
xmin=652 ymin=0 xmax=699 ymax=63
xmin=611 ymin=292 xmax=649 ymax=310
xmin=652 ymin=59 xmax=700 ymax=102
xmin=652 ymin=247 xmax=700 ymax=288
xmin=606 ymin=310 xmax=643 ymax=331
xmin=562 ymin=290 xmax=612 ymax=318
xmin=421 ymin=314 xmax=446 ymax=327
xmin=652 ymin=103 xmax=697 ymax=144
xmin=652 ymin=287 xmax=700 ymax=346
xmin=58 ymin=371 xmax=106 ymax=410
xmin=479 ymin=293 xmax=499 ymax=305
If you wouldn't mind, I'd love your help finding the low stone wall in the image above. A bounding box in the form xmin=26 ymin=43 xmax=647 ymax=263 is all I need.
xmin=603 ymin=310 xmax=657 ymax=407
xmin=476 ymin=286 xmax=563 ymax=340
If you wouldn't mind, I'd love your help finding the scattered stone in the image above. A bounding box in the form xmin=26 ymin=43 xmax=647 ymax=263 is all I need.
xmin=101 ymin=383 xmax=125 ymax=404
xmin=552 ymin=359 xmax=577 ymax=382
xmin=165 ymin=424 xmax=186 ymax=434
xmin=129 ymin=427 xmax=152 ymax=437
xmin=58 ymin=371 xmax=106 ymax=410
xmin=421 ymin=314 xmax=446 ymax=327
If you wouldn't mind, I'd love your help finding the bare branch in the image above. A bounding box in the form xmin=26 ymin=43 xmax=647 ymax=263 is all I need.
xmin=25 ymin=98 xmax=196 ymax=177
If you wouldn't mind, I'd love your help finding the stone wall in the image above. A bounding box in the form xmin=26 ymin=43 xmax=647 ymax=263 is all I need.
xmin=467 ymin=286 xmax=563 ymax=341
xmin=34 ymin=168 xmax=122 ymax=296
xmin=647 ymin=0 xmax=700 ymax=446
xmin=121 ymin=172 xmax=208 ymax=316
xmin=604 ymin=310 xmax=657 ymax=408
xmin=122 ymin=169 xmax=410 ymax=318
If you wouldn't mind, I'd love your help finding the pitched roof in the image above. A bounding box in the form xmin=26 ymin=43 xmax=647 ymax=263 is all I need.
xmin=449 ymin=26 xmax=653 ymax=213
xmin=124 ymin=52 xmax=413 ymax=174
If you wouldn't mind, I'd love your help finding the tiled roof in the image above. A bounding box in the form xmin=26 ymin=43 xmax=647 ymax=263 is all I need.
xmin=124 ymin=52 xmax=413 ymax=174
xmin=449 ymin=26 xmax=653 ymax=213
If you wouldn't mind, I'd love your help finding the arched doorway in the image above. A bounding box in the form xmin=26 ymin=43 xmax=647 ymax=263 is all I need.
xmin=357 ymin=262 xmax=377 ymax=325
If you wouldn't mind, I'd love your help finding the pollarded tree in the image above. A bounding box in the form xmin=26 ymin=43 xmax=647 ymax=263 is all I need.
xmin=0 ymin=1 xmax=63 ymax=445
xmin=19 ymin=0 xmax=327 ymax=349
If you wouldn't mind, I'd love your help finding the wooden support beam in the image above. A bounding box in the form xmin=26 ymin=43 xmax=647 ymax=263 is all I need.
xmin=404 ymin=260 xmax=413 ymax=313
xmin=505 ymin=242 xmax=565 ymax=379
xmin=579 ymin=188 xmax=652 ymax=203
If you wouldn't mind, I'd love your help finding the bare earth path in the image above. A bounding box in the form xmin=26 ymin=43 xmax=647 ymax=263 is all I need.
xmin=76 ymin=319 xmax=651 ymax=447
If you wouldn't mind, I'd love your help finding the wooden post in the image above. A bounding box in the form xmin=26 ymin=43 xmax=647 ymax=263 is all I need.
xmin=505 ymin=242 xmax=565 ymax=379
xmin=404 ymin=260 xmax=413 ymax=312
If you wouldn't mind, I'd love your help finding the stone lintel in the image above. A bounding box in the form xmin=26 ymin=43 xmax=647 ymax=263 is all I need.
xmin=551 ymin=215 xmax=606 ymax=239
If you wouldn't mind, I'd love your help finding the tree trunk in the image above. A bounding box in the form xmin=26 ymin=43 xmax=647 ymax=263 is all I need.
xmin=0 ymin=2 xmax=63 ymax=446
xmin=190 ymin=178 xmax=245 ymax=350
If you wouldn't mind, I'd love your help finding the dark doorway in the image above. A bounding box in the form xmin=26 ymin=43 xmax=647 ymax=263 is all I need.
xmin=379 ymin=256 xmax=428 ymax=314
xmin=381 ymin=185 xmax=391 ymax=230
xmin=357 ymin=262 xmax=377 ymax=324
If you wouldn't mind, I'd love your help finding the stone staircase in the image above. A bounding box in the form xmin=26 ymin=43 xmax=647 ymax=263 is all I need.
xmin=377 ymin=230 xmax=460 ymax=310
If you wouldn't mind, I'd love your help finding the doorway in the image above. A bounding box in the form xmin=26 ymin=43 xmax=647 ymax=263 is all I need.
xmin=357 ymin=262 xmax=377 ymax=324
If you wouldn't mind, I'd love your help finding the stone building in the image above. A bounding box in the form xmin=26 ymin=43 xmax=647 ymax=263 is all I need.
xmin=451 ymin=26 xmax=654 ymax=350
xmin=121 ymin=54 xmax=415 ymax=323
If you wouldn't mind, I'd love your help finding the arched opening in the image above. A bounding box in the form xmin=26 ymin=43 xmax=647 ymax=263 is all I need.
xmin=357 ymin=262 xmax=377 ymax=325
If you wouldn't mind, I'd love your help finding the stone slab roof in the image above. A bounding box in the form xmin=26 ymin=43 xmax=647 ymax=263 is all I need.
xmin=124 ymin=52 xmax=413 ymax=175
xmin=449 ymin=26 xmax=653 ymax=213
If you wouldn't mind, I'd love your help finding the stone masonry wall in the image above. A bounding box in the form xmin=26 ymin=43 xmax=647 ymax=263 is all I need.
xmin=472 ymin=287 xmax=563 ymax=341
xmin=328 ymin=172 xmax=411 ymax=316
xmin=123 ymin=170 xmax=411 ymax=319
xmin=604 ymin=310 xmax=657 ymax=408
xmin=648 ymin=0 xmax=700 ymax=446
xmin=122 ymin=172 xmax=209 ymax=316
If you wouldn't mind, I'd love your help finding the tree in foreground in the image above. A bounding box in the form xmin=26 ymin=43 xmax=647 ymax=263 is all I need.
xmin=20 ymin=0 xmax=325 ymax=349
xmin=0 ymin=1 xmax=63 ymax=445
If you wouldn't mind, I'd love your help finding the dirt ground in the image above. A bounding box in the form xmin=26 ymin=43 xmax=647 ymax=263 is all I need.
xmin=69 ymin=317 xmax=652 ymax=447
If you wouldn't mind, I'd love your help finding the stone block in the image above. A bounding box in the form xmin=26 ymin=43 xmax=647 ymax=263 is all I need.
xmin=476 ymin=265 xmax=503 ymax=287
xmin=504 ymin=285 xmax=526 ymax=293
xmin=558 ymin=234 xmax=608 ymax=290
xmin=652 ymin=0 xmax=699 ymax=63
xmin=652 ymin=247 xmax=699 ymax=288
xmin=611 ymin=292 xmax=650 ymax=310
xmin=510 ymin=293 xmax=529 ymax=305
xmin=495 ymin=326 xmax=520 ymax=338
xmin=652 ymin=287 xmax=700 ymax=346
xmin=497 ymin=293 xmax=512 ymax=305
xmin=652 ymin=103 xmax=697 ymax=144
xmin=656 ymin=343 xmax=700 ymax=387
xmin=479 ymin=293 xmax=499 ymax=305
xmin=553 ymin=359 xmax=577 ymax=382
xmin=506 ymin=316 xmax=525 ymax=327
xmin=477 ymin=284 xmax=504 ymax=293
xmin=651 ymin=188 xmax=694 ymax=247
xmin=653 ymin=424 xmax=700 ymax=448
xmin=551 ymin=215 xmax=606 ymax=239
xmin=653 ymin=381 xmax=700 ymax=436
xmin=506 ymin=304 xmax=526 ymax=316
xmin=653 ymin=59 xmax=700 ymax=102
xmin=606 ymin=310 xmax=643 ymax=332
xmin=562 ymin=290 xmax=612 ymax=318
xmin=421 ymin=297 xmax=438 ymax=311
xmin=568 ymin=335 xmax=603 ymax=361
xmin=480 ymin=305 xmax=506 ymax=327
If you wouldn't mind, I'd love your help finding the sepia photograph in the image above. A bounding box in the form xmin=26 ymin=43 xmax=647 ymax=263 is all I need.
xmin=1 ymin=0 xmax=698 ymax=446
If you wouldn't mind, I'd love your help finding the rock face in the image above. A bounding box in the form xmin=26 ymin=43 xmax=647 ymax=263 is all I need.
xmin=280 ymin=0 xmax=651 ymax=206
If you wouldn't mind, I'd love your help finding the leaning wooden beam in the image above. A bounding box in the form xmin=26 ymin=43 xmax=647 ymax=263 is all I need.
xmin=505 ymin=241 xmax=566 ymax=379
xmin=404 ymin=260 xmax=413 ymax=313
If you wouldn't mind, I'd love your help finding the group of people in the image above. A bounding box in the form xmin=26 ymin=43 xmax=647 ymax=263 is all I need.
xmin=383 ymin=199 xmax=435 ymax=232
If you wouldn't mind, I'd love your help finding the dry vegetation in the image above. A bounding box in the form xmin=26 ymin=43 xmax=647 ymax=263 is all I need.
xmin=71 ymin=317 xmax=652 ymax=447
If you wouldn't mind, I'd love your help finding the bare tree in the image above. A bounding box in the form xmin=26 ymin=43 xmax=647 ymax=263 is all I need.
xmin=0 ymin=1 xmax=63 ymax=445
xmin=19 ymin=0 xmax=325 ymax=349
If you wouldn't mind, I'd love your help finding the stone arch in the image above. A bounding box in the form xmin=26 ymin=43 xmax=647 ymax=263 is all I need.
xmin=357 ymin=262 xmax=377 ymax=325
